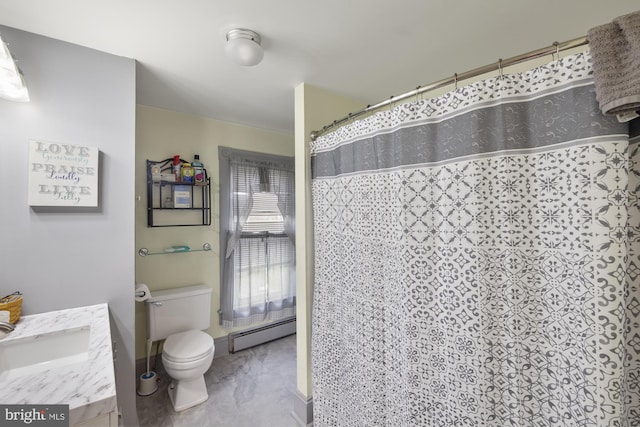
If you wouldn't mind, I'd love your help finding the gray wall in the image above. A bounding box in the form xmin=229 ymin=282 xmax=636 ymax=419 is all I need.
xmin=0 ymin=26 xmax=137 ymax=426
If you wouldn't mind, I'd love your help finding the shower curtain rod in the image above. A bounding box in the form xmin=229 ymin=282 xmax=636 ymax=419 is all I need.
xmin=310 ymin=36 xmax=589 ymax=141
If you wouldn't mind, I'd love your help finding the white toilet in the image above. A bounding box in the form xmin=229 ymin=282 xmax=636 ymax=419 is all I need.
xmin=146 ymin=284 xmax=215 ymax=411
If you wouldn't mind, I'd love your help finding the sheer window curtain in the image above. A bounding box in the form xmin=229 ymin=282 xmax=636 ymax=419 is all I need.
xmin=219 ymin=147 xmax=295 ymax=329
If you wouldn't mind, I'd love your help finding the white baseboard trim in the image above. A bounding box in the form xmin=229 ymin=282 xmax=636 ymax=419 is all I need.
xmin=292 ymin=389 xmax=313 ymax=426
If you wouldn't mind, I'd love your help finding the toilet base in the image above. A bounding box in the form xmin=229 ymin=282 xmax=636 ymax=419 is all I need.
xmin=168 ymin=376 xmax=209 ymax=412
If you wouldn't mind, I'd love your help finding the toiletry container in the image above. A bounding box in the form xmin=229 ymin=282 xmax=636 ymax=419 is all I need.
xmin=181 ymin=162 xmax=194 ymax=183
xmin=146 ymin=284 xmax=214 ymax=411
xmin=192 ymin=154 xmax=205 ymax=184
xmin=172 ymin=155 xmax=182 ymax=182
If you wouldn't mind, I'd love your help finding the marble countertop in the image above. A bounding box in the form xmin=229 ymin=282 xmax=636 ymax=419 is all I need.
xmin=0 ymin=303 xmax=117 ymax=425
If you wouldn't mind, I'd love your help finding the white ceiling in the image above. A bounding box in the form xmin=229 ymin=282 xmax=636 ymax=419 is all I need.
xmin=0 ymin=1 xmax=638 ymax=134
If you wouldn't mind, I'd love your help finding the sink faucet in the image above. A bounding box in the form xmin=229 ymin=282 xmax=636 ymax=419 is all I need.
xmin=0 ymin=321 xmax=15 ymax=332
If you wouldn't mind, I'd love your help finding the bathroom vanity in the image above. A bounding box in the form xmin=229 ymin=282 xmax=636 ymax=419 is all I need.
xmin=0 ymin=303 xmax=118 ymax=426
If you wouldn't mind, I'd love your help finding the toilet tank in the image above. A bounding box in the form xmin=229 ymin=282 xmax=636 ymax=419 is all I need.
xmin=146 ymin=284 xmax=212 ymax=342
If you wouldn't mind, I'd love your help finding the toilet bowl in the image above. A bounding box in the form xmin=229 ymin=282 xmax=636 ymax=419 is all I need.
xmin=162 ymin=329 xmax=215 ymax=411
xmin=145 ymin=284 xmax=215 ymax=412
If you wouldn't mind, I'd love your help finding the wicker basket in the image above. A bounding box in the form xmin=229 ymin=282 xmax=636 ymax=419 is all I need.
xmin=0 ymin=292 xmax=22 ymax=323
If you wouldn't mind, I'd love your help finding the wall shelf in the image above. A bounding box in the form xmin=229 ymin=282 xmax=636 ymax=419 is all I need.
xmin=146 ymin=158 xmax=211 ymax=227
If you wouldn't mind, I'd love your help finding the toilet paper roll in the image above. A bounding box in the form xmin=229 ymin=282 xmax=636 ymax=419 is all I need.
xmin=135 ymin=284 xmax=152 ymax=302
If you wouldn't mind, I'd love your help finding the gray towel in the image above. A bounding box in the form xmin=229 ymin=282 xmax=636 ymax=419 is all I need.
xmin=587 ymin=10 xmax=640 ymax=122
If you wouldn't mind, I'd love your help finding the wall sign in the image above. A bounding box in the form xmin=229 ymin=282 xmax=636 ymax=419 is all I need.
xmin=28 ymin=140 xmax=99 ymax=207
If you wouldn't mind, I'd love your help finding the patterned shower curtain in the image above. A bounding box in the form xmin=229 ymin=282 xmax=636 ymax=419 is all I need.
xmin=310 ymin=51 xmax=640 ymax=426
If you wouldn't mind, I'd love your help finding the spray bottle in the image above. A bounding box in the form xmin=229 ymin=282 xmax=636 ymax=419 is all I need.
xmin=172 ymin=155 xmax=182 ymax=182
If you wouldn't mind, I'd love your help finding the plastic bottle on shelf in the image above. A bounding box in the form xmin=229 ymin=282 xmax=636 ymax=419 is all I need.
xmin=172 ymin=155 xmax=182 ymax=182
xmin=181 ymin=162 xmax=194 ymax=183
xmin=164 ymin=245 xmax=190 ymax=253
xmin=192 ymin=154 xmax=205 ymax=185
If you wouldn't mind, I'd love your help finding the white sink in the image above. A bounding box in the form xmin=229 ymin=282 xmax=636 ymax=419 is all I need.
xmin=0 ymin=325 xmax=90 ymax=380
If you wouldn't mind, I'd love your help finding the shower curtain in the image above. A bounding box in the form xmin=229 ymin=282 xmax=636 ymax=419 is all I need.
xmin=310 ymin=51 xmax=640 ymax=426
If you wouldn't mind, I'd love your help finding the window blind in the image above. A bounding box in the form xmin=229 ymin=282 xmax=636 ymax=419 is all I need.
xmin=242 ymin=192 xmax=285 ymax=234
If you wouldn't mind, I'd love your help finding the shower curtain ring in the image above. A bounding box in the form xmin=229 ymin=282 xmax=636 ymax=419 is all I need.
xmin=498 ymin=58 xmax=504 ymax=79
xmin=454 ymin=73 xmax=458 ymax=90
xmin=553 ymin=41 xmax=560 ymax=63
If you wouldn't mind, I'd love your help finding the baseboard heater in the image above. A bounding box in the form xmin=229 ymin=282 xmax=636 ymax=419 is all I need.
xmin=228 ymin=316 xmax=296 ymax=353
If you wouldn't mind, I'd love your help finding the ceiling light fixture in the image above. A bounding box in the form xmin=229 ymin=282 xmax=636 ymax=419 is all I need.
xmin=225 ymin=28 xmax=264 ymax=67
xmin=0 ymin=34 xmax=29 ymax=102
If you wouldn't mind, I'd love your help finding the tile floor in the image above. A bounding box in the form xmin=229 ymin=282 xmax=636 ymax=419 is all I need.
xmin=136 ymin=334 xmax=299 ymax=427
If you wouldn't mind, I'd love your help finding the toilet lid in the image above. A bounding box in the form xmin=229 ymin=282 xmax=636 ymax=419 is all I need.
xmin=163 ymin=330 xmax=214 ymax=362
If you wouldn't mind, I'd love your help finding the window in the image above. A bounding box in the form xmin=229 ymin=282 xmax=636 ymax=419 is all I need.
xmin=218 ymin=147 xmax=295 ymax=329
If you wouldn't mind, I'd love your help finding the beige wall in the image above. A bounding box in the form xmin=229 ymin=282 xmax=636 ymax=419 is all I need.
xmin=135 ymin=105 xmax=294 ymax=360
xmin=294 ymin=84 xmax=364 ymax=399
